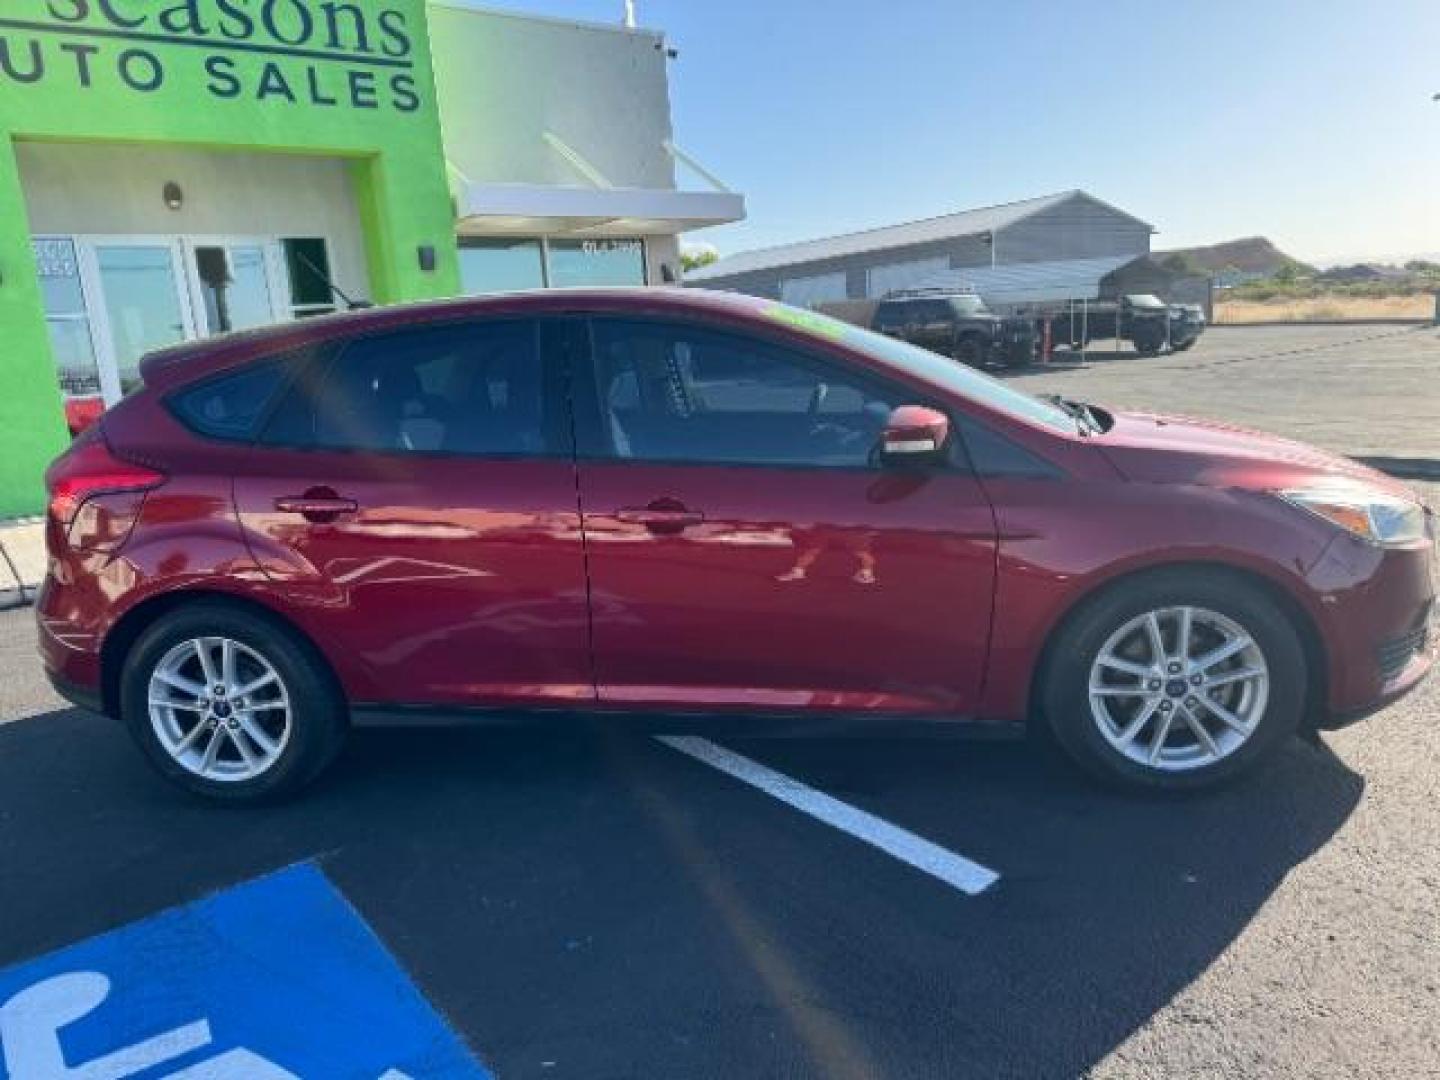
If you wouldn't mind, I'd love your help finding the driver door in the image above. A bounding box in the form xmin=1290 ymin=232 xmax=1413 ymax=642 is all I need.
xmin=572 ymin=317 xmax=999 ymax=715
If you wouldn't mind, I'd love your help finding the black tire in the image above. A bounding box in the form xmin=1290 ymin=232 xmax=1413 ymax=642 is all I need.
xmin=1174 ymin=338 xmax=1197 ymax=352
xmin=119 ymin=601 xmax=348 ymax=802
xmin=1039 ymin=569 xmax=1306 ymax=792
xmin=1133 ymin=333 xmax=1164 ymax=357
xmin=953 ymin=336 xmax=986 ymax=368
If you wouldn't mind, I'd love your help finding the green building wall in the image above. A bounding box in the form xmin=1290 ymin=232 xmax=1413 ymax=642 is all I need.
xmin=0 ymin=0 xmax=461 ymax=518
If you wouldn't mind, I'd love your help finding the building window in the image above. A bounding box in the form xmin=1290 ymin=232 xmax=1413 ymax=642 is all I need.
xmin=546 ymin=239 xmax=645 ymax=288
xmin=458 ymin=239 xmax=546 ymax=294
xmin=32 ymin=238 xmax=101 ymax=400
xmin=282 ymin=238 xmax=337 ymax=319
xmin=779 ymin=271 xmax=847 ymax=308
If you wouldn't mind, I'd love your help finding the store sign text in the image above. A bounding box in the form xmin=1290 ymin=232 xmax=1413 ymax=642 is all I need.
xmin=0 ymin=1 xmax=422 ymax=113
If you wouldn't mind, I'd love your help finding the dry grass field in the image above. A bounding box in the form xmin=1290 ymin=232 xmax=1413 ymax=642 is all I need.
xmin=1215 ymin=293 xmax=1434 ymax=323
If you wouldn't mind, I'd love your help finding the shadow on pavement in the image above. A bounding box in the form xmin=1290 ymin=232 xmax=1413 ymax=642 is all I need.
xmin=0 ymin=708 xmax=1362 ymax=1079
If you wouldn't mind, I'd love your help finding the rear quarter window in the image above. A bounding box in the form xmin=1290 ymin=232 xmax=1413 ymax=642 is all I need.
xmin=168 ymin=361 xmax=287 ymax=442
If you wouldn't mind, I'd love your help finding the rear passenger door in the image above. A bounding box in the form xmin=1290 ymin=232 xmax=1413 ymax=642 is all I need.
xmin=231 ymin=319 xmax=594 ymax=709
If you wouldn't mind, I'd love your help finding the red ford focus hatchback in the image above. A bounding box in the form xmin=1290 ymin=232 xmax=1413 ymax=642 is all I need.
xmin=37 ymin=289 xmax=1435 ymax=801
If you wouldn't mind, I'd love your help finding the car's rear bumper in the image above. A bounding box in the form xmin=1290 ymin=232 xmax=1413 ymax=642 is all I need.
xmin=46 ymin=667 xmax=105 ymax=714
xmin=35 ymin=569 xmax=107 ymax=714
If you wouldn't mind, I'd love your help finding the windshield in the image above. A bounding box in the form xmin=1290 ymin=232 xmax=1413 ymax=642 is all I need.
xmin=759 ymin=302 xmax=1079 ymax=433
xmin=949 ymin=295 xmax=990 ymax=316
xmin=1125 ymin=293 xmax=1167 ymax=309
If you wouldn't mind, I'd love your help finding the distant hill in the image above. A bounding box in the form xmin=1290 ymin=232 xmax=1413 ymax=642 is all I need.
xmin=1156 ymin=237 xmax=1312 ymax=277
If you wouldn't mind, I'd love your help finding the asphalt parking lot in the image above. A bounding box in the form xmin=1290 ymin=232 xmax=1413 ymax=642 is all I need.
xmin=1 ymin=325 xmax=1436 ymax=1078
xmin=1008 ymin=322 xmax=1440 ymax=473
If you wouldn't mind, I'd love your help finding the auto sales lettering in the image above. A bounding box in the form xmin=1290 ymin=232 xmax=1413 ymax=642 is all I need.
xmin=0 ymin=1 xmax=421 ymax=112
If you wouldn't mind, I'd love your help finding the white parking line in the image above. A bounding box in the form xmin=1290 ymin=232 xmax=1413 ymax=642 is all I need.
xmin=655 ymin=736 xmax=999 ymax=896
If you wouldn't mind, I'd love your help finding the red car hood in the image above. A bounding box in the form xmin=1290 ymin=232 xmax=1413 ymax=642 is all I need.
xmin=1096 ymin=410 xmax=1412 ymax=496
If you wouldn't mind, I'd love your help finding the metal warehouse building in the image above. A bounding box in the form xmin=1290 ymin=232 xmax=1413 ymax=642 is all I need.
xmin=686 ymin=190 xmax=1183 ymax=309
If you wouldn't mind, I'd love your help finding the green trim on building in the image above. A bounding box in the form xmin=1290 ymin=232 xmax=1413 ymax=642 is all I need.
xmin=0 ymin=0 xmax=460 ymax=517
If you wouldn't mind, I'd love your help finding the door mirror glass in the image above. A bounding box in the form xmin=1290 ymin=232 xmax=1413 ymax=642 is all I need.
xmin=881 ymin=405 xmax=950 ymax=461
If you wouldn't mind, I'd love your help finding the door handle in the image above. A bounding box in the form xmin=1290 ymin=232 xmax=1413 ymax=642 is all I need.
xmin=274 ymin=492 xmax=358 ymax=523
xmin=616 ymin=504 xmax=705 ymax=533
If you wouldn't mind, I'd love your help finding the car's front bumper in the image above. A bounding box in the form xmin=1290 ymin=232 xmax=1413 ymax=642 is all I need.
xmin=1307 ymin=533 xmax=1437 ymax=725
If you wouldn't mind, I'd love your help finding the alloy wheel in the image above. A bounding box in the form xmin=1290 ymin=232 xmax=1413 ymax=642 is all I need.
xmin=1087 ymin=606 xmax=1270 ymax=772
xmin=147 ymin=636 xmax=293 ymax=782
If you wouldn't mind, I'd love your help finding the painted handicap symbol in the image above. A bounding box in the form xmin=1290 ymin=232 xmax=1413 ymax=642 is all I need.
xmin=0 ymin=865 xmax=485 ymax=1079
xmin=1 ymin=970 xmax=295 ymax=1077
xmin=1 ymin=970 xmax=415 ymax=1079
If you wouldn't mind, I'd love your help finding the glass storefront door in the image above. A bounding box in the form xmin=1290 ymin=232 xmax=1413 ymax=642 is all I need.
xmin=91 ymin=242 xmax=195 ymax=398
xmin=35 ymin=235 xmax=300 ymax=413
xmin=186 ymin=242 xmax=286 ymax=336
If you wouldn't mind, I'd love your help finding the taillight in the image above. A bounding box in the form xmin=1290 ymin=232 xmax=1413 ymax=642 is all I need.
xmin=45 ymin=432 xmax=166 ymax=550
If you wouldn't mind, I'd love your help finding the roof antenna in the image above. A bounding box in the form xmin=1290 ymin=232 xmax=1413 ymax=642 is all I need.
xmin=623 ymin=0 xmax=636 ymax=28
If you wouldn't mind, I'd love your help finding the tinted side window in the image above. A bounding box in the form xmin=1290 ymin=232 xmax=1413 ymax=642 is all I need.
xmin=169 ymin=360 xmax=287 ymax=441
xmin=585 ymin=320 xmax=904 ymax=468
xmin=261 ymin=321 xmax=550 ymax=456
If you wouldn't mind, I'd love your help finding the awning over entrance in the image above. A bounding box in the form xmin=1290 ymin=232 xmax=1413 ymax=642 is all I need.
xmin=454 ymin=182 xmax=746 ymax=238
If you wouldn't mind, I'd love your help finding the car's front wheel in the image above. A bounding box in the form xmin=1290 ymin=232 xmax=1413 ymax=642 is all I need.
xmin=120 ymin=603 xmax=347 ymax=802
xmin=953 ymin=335 xmax=986 ymax=368
xmin=1040 ymin=570 xmax=1307 ymax=791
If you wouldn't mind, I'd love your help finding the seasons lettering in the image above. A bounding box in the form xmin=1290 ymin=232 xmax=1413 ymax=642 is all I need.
xmin=40 ymin=0 xmax=412 ymax=57
xmin=0 ymin=0 xmax=421 ymax=112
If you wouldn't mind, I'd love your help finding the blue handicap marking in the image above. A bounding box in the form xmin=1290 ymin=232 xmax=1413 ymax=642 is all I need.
xmin=0 ymin=863 xmax=489 ymax=1079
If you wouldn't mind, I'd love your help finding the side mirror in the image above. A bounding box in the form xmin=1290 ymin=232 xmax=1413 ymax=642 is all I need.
xmin=880 ymin=405 xmax=950 ymax=462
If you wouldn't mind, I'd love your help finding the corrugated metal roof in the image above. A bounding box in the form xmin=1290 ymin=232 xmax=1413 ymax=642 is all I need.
xmin=908 ymin=254 xmax=1140 ymax=304
xmin=688 ymin=191 xmax=1081 ymax=281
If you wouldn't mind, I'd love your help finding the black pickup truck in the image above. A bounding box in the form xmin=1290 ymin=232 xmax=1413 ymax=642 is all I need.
xmin=872 ymin=289 xmax=1036 ymax=368
xmin=1048 ymin=293 xmax=1198 ymax=357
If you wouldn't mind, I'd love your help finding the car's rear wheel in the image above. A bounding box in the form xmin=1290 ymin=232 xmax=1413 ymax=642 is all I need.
xmin=1040 ymin=570 xmax=1306 ymax=791
xmin=120 ymin=603 xmax=347 ymax=802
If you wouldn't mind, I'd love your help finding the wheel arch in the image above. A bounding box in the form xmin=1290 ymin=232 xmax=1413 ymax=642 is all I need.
xmin=100 ymin=588 xmax=346 ymax=719
xmin=1026 ymin=559 xmax=1329 ymax=732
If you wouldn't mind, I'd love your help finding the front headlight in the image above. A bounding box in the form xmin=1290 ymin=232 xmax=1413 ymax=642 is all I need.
xmin=1280 ymin=487 xmax=1429 ymax=547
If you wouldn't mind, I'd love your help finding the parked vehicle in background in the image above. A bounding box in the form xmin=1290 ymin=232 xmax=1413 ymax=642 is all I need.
xmin=1050 ymin=293 xmax=1176 ymax=357
xmin=872 ymin=288 xmax=1035 ymax=368
xmin=37 ymin=289 xmax=1435 ymax=802
xmin=1169 ymin=303 xmax=1207 ymax=351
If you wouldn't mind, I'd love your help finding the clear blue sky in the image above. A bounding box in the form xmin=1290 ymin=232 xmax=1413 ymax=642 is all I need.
xmin=472 ymin=0 xmax=1440 ymax=263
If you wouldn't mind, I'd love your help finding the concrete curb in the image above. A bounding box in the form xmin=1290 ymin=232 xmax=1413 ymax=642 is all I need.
xmin=0 ymin=515 xmax=42 ymax=611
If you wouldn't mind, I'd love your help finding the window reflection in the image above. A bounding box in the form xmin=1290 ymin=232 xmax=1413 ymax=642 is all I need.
xmin=458 ymin=239 xmax=546 ymax=294
xmin=195 ymin=245 xmax=274 ymax=334
xmin=547 ymin=239 xmax=645 ymax=287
